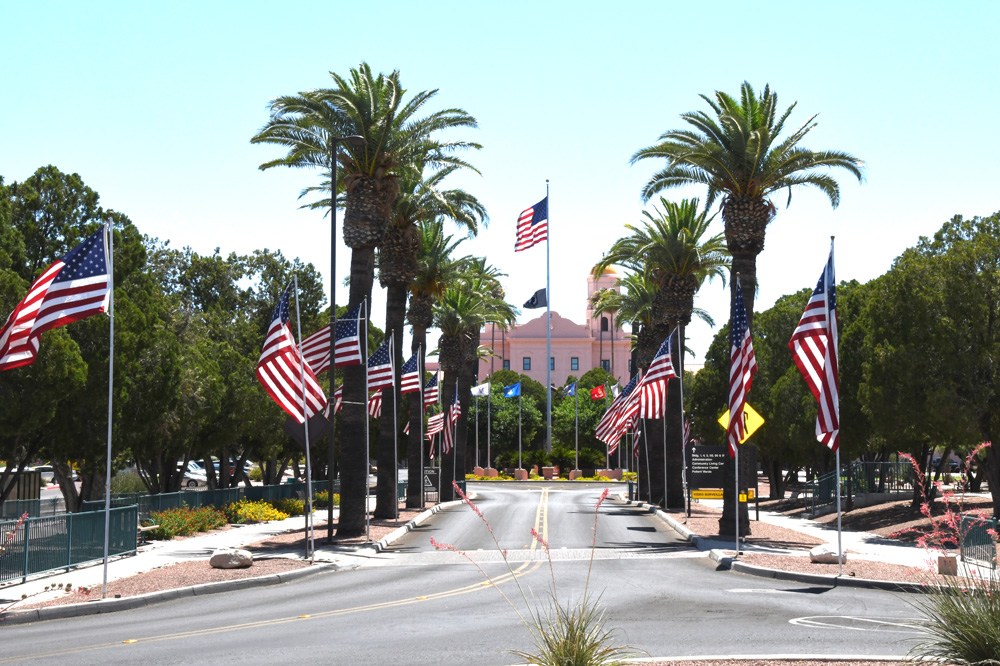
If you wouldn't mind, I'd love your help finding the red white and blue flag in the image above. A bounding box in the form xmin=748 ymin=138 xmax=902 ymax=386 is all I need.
xmin=789 ymin=243 xmax=840 ymax=451
xmin=366 ymin=339 xmax=394 ymax=391
xmin=368 ymin=390 xmax=382 ymax=418
xmin=300 ymin=303 xmax=365 ymax=375
xmin=442 ymin=386 xmax=461 ymax=455
xmin=514 ymin=197 xmax=548 ymax=252
xmin=638 ymin=332 xmax=677 ymax=419
xmin=256 ymin=283 xmax=328 ymax=424
xmin=423 ymin=374 xmax=439 ymax=410
xmin=0 ymin=225 xmax=111 ymax=371
xmin=727 ymin=281 xmax=757 ymax=457
xmin=400 ymin=351 xmax=421 ymax=394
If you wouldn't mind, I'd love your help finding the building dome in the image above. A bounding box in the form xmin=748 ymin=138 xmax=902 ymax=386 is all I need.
xmin=591 ymin=266 xmax=619 ymax=277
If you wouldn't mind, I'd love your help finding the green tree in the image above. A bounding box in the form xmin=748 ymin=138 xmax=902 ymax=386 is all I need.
xmin=252 ymin=63 xmax=480 ymax=536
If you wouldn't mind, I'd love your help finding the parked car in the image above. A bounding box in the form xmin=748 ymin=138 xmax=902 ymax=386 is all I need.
xmin=180 ymin=460 xmax=207 ymax=488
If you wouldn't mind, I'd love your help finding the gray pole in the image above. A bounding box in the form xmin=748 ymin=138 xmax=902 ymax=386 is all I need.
xmin=293 ymin=274 xmax=314 ymax=561
xmin=101 ymin=224 xmax=114 ymax=599
xmin=391 ymin=333 xmax=398 ymax=524
xmin=518 ymin=388 xmax=523 ymax=471
xmin=475 ymin=394 xmax=479 ymax=469
xmin=328 ymin=141 xmax=337 ymax=543
xmin=545 ymin=180 xmax=552 ymax=453
xmin=363 ymin=299 xmax=370 ymax=542
xmin=574 ymin=384 xmax=579 ymax=471
xmin=489 ymin=326 xmax=494 ymax=469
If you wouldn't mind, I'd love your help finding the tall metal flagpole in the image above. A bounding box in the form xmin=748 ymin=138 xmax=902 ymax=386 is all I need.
xmin=451 ymin=380 xmax=457 ymax=489
xmin=390 ymin=332 xmax=398 ymax=525
xmin=101 ymin=224 xmax=114 ymax=599
xmin=574 ymin=384 xmax=579 ymax=471
xmin=518 ymin=388 xmax=523 ymax=471
xmin=293 ymin=274 xmax=314 ymax=561
xmin=363 ymin=299 xmax=370 ymax=542
xmin=679 ymin=327 xmax=690 ymax=519
xmin=475 ymin=394 xmax=479 ymax=469
xmin=735 ymin=440 xmax=740 ymax=556
xmin=489 ymin=326 xmax=494 ymax=470
xmin=418 ymin=344 xmax=424 ymax=508
xmin=831 ymin=236 xmax=843 ymax=577
xmin=545 ymin=180 xmax=552 ymax=453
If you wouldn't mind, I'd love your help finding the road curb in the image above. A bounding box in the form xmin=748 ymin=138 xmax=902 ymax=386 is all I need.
xmin=619 ymin=655 xmax=906 ymax=663
xmin=373 ymin=498 xmax=466 ymax=553
xmin=624 ymin=495 xmax=930 ymax=594
xmin=1 ymin=561 xmax=342 ymax=625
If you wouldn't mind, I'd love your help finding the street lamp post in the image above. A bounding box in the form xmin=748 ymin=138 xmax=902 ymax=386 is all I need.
xmin=328 ymin=134 xmax=365 ymax=543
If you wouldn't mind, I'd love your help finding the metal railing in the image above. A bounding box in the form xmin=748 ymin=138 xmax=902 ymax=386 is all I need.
xmin=82 ymin=481 xmax=336 ymax=520
xmin=808 ymin=461 xmax=916 ymax=515
xmin=0 ymin=497 xmax=65 ymax=519
xmin=0 ymin=505 xmax=138 ymax=585
xmin=960 ymin=513 xmax=997 ymax=569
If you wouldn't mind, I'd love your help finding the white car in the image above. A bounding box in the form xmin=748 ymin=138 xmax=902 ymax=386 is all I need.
xmin=181 ymin=461 xmax=208 ymax=488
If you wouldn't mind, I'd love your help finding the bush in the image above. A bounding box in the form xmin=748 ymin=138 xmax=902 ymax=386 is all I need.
xmin=312 ymin=491 xmax=340 ymax=508
xmin=269 ymin=498 xmax=305 ymax=516
xmin=146 ymin=506 xmax=227 ymax=540
xmin=110 ymin=471 xmax=146 ymax=494
xmin=248 ymin=467 xmax=263 ymax=482
xmin=222 ymin=499 xmax=289 ymax=524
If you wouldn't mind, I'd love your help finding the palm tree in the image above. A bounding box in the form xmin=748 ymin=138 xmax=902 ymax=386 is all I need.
xmin=631 ymin=81 xmax=863 ymax=326
xmin=372 ymin=167 xmax=486 ymax=517
xmin=594 ymin=198 xmax=729 ymax=508
xmin=405 ymin=221 xmax=466 ymax=507
xmin=251 ymin=63 xmax=480 ymax=537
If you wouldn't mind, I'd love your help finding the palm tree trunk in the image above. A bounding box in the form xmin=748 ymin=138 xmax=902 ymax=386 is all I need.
xmin=406 ymin=323 xmax=427 ymax=509
xmin=338 ymin=246 xmax=377 ymax=538
xmin=374 ymin=283 xmax=407 ymax=518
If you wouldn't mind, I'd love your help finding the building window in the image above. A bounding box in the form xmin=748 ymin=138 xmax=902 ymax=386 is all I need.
xmin=571 ymin=357 xmax=579 ymax=371
xmin=601 ymin=360 xmax=610 ymax=372
xmin=503 ymin=360 xmax=510 ymax=371
xmin=523 ymin=357 xmax=531 ymax=371
xmin=550 ymin=357 xmax=555 ymax=371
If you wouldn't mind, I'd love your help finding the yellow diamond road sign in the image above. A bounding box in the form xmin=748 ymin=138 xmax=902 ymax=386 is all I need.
xmin=717 ymin=403 xmax=765 ymax=443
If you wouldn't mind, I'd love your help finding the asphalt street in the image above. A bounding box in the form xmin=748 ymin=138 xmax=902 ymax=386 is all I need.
xmin=2 ymin=483 xmax=921 ymax=665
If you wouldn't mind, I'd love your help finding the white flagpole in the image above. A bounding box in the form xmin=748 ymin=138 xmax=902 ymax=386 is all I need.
xmin=830 ymin=236 xmax=843 ymax=576
xmin=518 ymin=388 xmax=523 ymax=471
xmin=418 ymin=344 xmax=424 ymax=508
xmin=574 ymin=384 xmax=579 ymax=472
xmin=735 ymin=441 xmax=740 ymax=556
xmin=363 ymin=298 xmax=370 ymax=542
xmin=101 ymin=224 xmax=114 ymax=599
xmin=545 ymin=180 xmax=552 ymax=454
xmin=475 ymin=393 xmax=479 ymax=469
xmin=487 ymin=378 xmax=492 ymax=470
xmin=293 ymin=274 xmax=314 ymax=561
xmin=390 ymin=332 xmax=398 ymax=525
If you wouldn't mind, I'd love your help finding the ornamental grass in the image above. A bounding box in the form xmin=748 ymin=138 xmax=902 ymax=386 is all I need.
xmin=146 ymin=506 xmax=227 ymax=540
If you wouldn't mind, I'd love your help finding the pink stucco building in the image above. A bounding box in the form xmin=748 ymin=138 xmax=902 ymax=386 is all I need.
xmin=478 ymin=268 xmax=632 ymax=387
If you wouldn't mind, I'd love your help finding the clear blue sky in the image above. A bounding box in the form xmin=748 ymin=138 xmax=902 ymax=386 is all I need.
xmin=3 ymin=1 xmax=998 ymax=367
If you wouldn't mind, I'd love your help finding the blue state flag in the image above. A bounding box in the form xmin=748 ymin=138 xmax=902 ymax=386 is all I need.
xmin=503 ymin=382 xmax=521 ymax=398
xmin=561 ymin=382 xmax=576 ymax=397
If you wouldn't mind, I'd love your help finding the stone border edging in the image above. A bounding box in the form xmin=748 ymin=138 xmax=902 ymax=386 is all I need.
xmin=2 ymin=561 xmax=343 ymax=626
xmin=618 ymin=655 xmax=906 ymax=663
xmin=622 ymin=494 xmax=931 ymax=594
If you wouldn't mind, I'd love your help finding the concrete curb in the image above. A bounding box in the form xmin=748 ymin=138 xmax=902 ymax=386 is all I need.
xmin=624 ymin=495 xmax=931 ymax=594
xmin=373 ymin=499 xmax=466 ymax=553
xmin=1 ymin=561 xmax=342 ymax=626
xmin=619 ymin=655 xmax=906 ymax=663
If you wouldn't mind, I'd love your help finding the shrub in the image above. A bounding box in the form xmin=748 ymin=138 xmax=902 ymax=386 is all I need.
xmin=110 ymin=470 xmax=146 ymax=494
xmin=269 ymin=498 xmax=305 ymax=516
xmin=312 ymin=491 xmax=340 ymax=508
xmin=146 ymin=506 xmax=226 ymax=540
xmin=248 ymin=467 xmax=263 ymax=482
xmin=222 ymin=499 xmax=289 ymax=524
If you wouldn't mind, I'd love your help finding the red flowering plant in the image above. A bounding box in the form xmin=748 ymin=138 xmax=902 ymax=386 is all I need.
xmin=890 ymin=441 xmax=997 ymax=565
xmin=433 ymin=482 xmax=636 ymax=666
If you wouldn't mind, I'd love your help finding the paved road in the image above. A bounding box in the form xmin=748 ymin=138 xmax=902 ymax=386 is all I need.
xmin=2 ymin=483 xmax=921 ymax=664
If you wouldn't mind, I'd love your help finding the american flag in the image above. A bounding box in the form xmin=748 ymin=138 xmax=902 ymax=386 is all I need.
xmin=633 ymin=428 xmax=642 ymax=458
xmin=256 ymin=283 xmax=328 ymax=424
xmin=596 ymin=375 xmax=638 ymax=452
xmin=423 ymin=374 xmax=439 ymax=410
xmin=299 ymin=303 xmax=364 ymax=374
xmin=727 ymin=280 xmax=757 ymax=457
xmin=683 ymin=418 xmax=691 ymax=447
xmin=368 ymin=390 xmax=382 ymax=418
xmin=789 ymin=244 xmax=840 ymax=451
xmin=400 ymin=351 xmax=421 ymax=394
xmin=426 ymin=411 xmax=445 ymax=436
xmin=333 ymin=385 xmax=342 ymax=414
xmin=0 ymin=225 xmax=110 ymax=371
xmin=514 ymin=197 xmax=548 ymax=252
xmin=366 ymin=339 xmax=393 ymax=391
xmin=637 ymin=332 xmax=677 ymax=419
xmin=442 ymin=386 xmax=461 ymax=455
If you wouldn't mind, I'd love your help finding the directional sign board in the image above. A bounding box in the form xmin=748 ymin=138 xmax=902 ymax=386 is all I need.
xmin=717 ymin=403 xmax=765 ymax=443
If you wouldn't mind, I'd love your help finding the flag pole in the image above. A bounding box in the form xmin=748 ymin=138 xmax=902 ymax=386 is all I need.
xmin=831 ymin=236 xmax=843 ymax=576
xmin=489 ymin=327 xmax=494 ymax=471
xmin=418 ymin=344 xmax=424 ymax=509
xmin=293 ymin=274 xmax=315 ymax=561
xmin=101 ymin=224 xmax=114 ymax=599
xmin=518 ymin=387 xmax=523 ymax=472
xmin=451 ymin=380 xmax=457 ymax=490
xmin=574 ymin=383 xmax=579 ymax=472
xmin=735 ymin=440 xmax=740 ymax=556
xmin=679 ymin=328 xmax=690 ymax=519
xmin=363 ymin=298 xmax=370 ymax=542
xmin=545 ymin=180 xmax=552 ymax=454
xmin=475 ymin=393 xmax=479 ymax=470
xmin=664 ymin=326 xmax=678 ymax=508
xmin=391 ymin=332 xmax=398 ymax=525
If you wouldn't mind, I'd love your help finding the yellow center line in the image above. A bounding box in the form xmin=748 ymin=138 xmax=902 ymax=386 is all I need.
xmin=3 ymin=490 xmax=554 ymax=663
